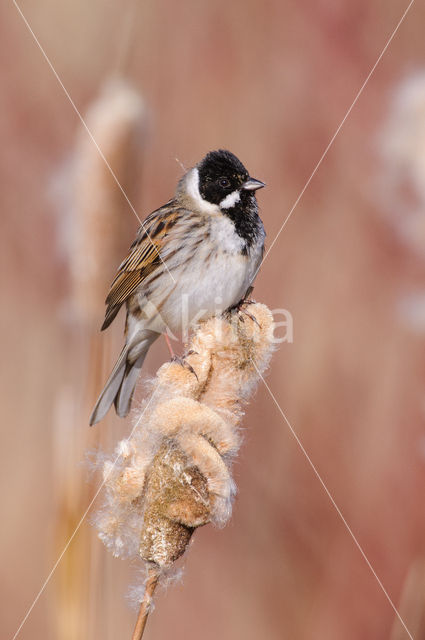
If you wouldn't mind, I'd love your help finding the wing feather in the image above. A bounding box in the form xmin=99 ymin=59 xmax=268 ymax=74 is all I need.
xmin=101 ymin=204 xmax=180 ymax=330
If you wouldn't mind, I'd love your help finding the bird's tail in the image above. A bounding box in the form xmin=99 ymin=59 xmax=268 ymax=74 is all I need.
xmin=89 ymin=332 xmax=158 ymax=426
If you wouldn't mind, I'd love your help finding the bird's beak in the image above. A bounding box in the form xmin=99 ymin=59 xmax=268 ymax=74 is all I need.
xmin=241 ymin=178 xmax=266 ymax=191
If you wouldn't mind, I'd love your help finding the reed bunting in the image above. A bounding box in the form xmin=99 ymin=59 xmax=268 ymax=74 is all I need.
xmin=90 ymin=149 xmax=266 ymax=425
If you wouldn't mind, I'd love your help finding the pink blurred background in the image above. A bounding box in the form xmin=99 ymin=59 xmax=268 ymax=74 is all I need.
xmin=2 ymin=1 xmax=425 ymax=638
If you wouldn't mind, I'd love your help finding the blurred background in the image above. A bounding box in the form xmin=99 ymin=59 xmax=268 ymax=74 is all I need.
xmin=2 ymin=1 xmax=425 ymax=638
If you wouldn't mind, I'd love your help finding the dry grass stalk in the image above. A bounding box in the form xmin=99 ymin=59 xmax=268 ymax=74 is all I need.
xmin=94 ymin=302 xmax=275 ymax=635
xmin=52 ymin=387 xmax=92 ymax=640
xmin=52 ymin=79 xmax=148 ymax=639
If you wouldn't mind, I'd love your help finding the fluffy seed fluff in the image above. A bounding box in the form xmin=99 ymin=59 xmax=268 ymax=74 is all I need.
xmin=94 ymin=302 xmax=274 ymax=574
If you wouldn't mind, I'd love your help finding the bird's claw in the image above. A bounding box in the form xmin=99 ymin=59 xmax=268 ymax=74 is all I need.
xmin=172 ymin=355 xmax=199 ymax=380
xmin=225 ymin=294 xmax=259 ymax=327
xmin=240 ymin=309 xmax=260 ymax=327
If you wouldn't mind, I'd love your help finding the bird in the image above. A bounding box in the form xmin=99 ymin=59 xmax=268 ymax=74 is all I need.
xmin=89 ymin=149 xmax=266 ymax=425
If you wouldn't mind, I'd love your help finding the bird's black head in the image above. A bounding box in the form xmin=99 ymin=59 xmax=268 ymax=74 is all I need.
xmin=197 ymin=149 xmax=265 ymax=210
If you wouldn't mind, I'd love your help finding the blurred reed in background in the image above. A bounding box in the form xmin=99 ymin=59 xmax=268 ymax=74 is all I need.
xmin=52 ymin=78 xmax=148 ymax=640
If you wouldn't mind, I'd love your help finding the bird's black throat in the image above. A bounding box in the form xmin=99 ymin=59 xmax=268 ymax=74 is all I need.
xmin=222 ymin=193 xmax=264 ymax=253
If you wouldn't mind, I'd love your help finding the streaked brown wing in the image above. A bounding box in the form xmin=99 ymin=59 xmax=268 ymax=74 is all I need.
xmin=101 ymin=203 xmax=179 ymax=330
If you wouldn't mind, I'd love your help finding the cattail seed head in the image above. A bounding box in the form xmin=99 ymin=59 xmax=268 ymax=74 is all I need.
xmin=94 ymin=302 xmax=275 ymax=572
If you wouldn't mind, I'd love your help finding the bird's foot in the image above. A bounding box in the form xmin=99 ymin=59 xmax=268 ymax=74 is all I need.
xmin=163 ymin=332 xmax=175 ymax=358
xmin=225 ymin=288 xmax=259 ymax=327
xmin=171 ymin=355 xmax=199 ymax=380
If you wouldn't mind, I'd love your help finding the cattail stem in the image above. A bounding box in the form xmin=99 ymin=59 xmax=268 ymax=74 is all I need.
xmin=131 ymin=568 xmax=160 ymax=640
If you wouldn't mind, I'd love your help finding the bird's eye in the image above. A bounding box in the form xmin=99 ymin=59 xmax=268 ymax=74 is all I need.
xmin=219 ymin=177 xmax=230 ymax=188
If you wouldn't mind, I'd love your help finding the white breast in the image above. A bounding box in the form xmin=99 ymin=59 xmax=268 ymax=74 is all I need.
xmin=157 ymin=213 xmax=262 ymax=333
xmin=208 ymin=212 xmax=245 ymax=253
